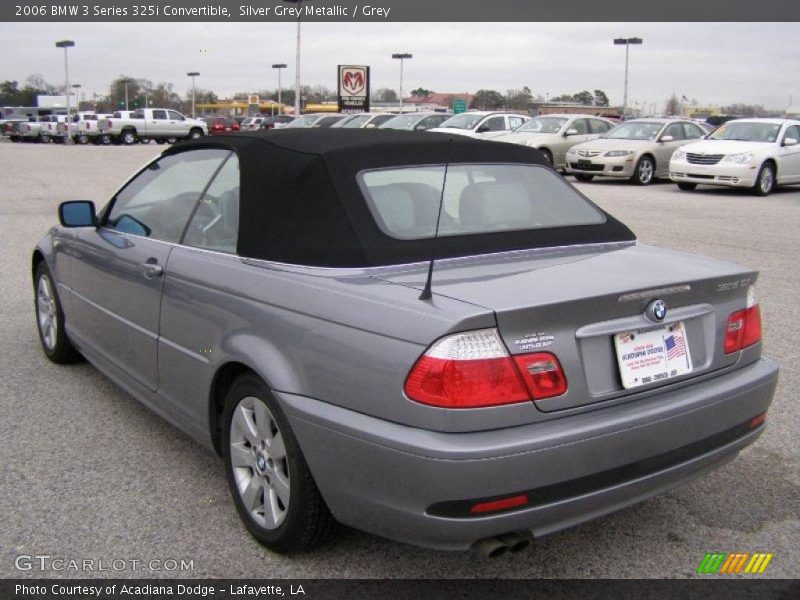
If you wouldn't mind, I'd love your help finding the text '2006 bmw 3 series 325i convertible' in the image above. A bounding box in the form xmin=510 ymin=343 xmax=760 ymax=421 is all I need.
xmin=32 ymin=129 xmax=778 ymax=556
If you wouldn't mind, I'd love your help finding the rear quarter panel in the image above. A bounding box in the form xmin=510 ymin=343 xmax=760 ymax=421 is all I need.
xmin=157 ymin=247 xmax=499 ymax=438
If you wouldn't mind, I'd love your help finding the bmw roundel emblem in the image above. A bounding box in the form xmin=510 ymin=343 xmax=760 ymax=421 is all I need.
xmin=646 ymin=299 xmax=667 ymax=322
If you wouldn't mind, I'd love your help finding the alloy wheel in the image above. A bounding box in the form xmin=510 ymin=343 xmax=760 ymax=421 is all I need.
xmin=638 ymin=158 xmax=654 ymax=184
xmin=37 ymin=275 xmax=58 ymax=351
xmin=759 ymin=167 xmax=774 ymax=194
xmin=229 ymin=396 xmax=290 ymax=530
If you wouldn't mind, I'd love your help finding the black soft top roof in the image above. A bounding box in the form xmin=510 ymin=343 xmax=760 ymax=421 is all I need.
xmin=167 ymin=129 xmax=634 ymax=267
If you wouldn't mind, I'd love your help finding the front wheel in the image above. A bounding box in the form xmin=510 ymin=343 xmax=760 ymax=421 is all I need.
xmin=139 ymin=137 xmax=151 ymax=144
xmin=752 ymin=163 xmax=775 ymax=196
xmin=166 ymin=137 xmax=178 ymax=144
xmin=222 ymin=373 xmax=336 ymax=553
xmin=34 ymin=263 xmax=81 ymax=364
xmin=677 ymin=182 xmax=697 ymax=191
xmin=76 ymin=135 xmax=89 ymax=145
xmin=574 ymin=173 xmax=594 ymax=182
xmin=632 ymin=156 xmax=655 ymax=185
xmin=539 ymin=148 xmax=553 ymax=165
xmin=188 ymin=128 xmax=204 ymax=140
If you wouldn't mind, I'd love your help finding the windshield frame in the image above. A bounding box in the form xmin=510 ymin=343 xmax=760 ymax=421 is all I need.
xmin=601 ymin=120 xmax=666 ymax=141
xmin=706 ymin=121 xmax=783 ymax=143
xmin=514 ymin=116 xmax=569 ymax=134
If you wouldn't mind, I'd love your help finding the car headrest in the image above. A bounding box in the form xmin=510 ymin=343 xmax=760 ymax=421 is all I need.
xmin=458 ymin=181 xmax=532 ymax=230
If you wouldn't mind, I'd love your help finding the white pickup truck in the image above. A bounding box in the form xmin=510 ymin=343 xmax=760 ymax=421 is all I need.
xmin=98 ymin=108 xmax=207 ymax=144
xmin=56 ymin=112 xmax=113 ymax=144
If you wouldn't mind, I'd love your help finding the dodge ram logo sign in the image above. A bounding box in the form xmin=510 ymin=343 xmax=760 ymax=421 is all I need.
xmin=338 ymin=65 xmax=370 ymax=113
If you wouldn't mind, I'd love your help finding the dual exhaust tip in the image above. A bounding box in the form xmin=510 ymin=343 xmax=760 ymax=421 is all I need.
xmin=471 ymin=532 xmax=532 ymax=558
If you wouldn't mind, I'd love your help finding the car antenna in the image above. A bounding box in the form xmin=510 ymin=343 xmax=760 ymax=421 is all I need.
xmin=419 ymin=138 xmax=453 ymax=301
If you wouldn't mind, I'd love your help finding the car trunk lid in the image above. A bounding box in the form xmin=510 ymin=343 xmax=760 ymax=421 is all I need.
xmin=373 ymin=242 xmax=757 ymax=413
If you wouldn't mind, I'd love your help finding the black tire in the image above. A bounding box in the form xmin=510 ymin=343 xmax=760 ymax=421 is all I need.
xmin=34 ymin=262 xmax=81 ymax=364
xmin=39 ymin=135 xmax=50 ymax=144
xmin=677 ymin=182 xmax=697 ymax=191
xmin=76 ymin=135 xmax=89 ymax=145
xmin=574 ymin=173 xmax=594 ymax=182
xmin=752 ymin=163 xmax=775 ymax=196
xmin=139 ymin=137 xmax=151 ymax=144
xmin=155 ymin=139 xmax=165 ymax=145
xmin=222 ymin=373 xmax=337 ymax=553
xmin=166 ymin=137 xmax=178 ymax=144
xmin=120 ymin=130 xmax=137 ymax=145
xmin=188 ymin=128 xmax=204 ymax=140
xmin=539 ymin=148 xmax=553 ymax=165
xmin=632 ymin=155 xmax=655 ymax=185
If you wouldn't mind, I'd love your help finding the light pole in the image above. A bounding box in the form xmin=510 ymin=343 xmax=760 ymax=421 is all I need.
xmin=392 ymin=53 xmax=412 ymax=113
xmin=120 ymin=78 xmax=133 ymax=111
xmin=187 ymin=72 xmax=200 ymax=118
xmin=55 ymin=40 xmax=75 ymax=119
xmin=272 ymin=63 xmax=287 ymax=115
xmin=613 ymin=36 xmax=643 ymax=118
xmin=283 ymin=0 xmax=304 ymax=116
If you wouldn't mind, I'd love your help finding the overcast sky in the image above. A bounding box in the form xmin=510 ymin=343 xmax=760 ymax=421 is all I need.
xmin=1 ymin=22 xmax=797 ymax=109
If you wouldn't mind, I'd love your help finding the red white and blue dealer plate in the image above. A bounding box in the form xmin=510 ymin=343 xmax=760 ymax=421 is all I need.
xmin=614 ymin=322 xmax=693 ymax=389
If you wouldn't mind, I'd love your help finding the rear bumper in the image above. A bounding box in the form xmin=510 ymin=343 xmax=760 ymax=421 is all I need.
xmin=279 ymin=357 xmax=778 ymax=550
xmin=670 ymin=160 xmax=758 ymax=187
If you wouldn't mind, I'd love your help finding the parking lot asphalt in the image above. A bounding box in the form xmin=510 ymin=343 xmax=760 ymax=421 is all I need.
xmin=0 ymin=142 xmax=798 ymax=579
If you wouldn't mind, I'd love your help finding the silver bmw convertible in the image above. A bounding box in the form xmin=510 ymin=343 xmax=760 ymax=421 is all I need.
xmin=32 ymin=129 xmax=778 ymax=556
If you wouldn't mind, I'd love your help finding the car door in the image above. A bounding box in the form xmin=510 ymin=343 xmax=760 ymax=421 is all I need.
xmin=655 ymin=122 xmax=686 ymax=175
xmin=167 ymin=110 xmax=188 ymax=136
xmin=474 ymin=115 xmax=506 ymax=138
xmin=557 ymin=118 xmax=593 ymax=164
xmin=777 ymin=124 xmax=800 ymax=182
xmin=148 ymin=109 xmax=169 ymax=137
xmin=68 ymin=148 xmax=230 ymax=391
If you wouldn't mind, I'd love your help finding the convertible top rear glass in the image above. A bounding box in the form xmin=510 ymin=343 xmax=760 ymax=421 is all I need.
xmin=167 ymin=129 xmax=635 ymax=267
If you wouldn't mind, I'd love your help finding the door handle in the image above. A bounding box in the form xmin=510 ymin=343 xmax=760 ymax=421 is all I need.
xmin=141 ymin=261 xmax=164 ymax=278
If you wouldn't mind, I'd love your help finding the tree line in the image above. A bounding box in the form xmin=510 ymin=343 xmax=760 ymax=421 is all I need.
xmin=0 ymin=74 xmax=773 ymax=117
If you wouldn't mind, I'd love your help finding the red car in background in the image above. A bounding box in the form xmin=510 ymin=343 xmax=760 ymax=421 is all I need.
xmin=206 ymin=117 xmax=241 ymax=135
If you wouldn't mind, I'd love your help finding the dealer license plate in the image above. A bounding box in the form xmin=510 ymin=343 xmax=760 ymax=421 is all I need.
xmin=613 ymin=322 xmax=693 ymax=389
xmin=578 ymin=159 xmax=592 ymax=168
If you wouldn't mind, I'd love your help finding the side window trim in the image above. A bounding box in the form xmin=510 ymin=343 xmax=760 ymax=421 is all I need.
xmin=178 ymin=151 xmax=236 ymax=245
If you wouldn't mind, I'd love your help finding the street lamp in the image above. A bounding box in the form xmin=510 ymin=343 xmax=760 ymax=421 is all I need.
xmin=392 ymin=53 xmax=412 ymax=113
xmin=613 ymin=36 xmax=643 ymax=118
xmin=272 ymin=63 xmax=287 ymax=115
xmin=284 ymin=0 xmax=304 ymax=116
xmin=55 ymin=40 xmax=75 ymax=119
xmin=120 ymin=78 xmax=133 ymax=111
xmin=187 ymin=72 xmax=200 ymax=118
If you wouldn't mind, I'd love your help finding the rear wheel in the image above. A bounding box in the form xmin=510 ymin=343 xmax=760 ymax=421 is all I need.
xmin=155 ymin=139 xmax=165 ymax=145
xmin=76 ymin=135 xmax=89 ymax=145
xmin=632 ymin=155 xmax=655 ymax=185
xmin=222 ymin=373 xmax=337 ymax=553
xmin=677 ymin=182 xmax=697 ymax=191
xmin=120 ymin=130 xmax=137 ymax=145
xmin=574 ymin=173 xmax=594 ymax=182
xmin=139 ymin=137 xmax=151 ymax=144
xmin=166 ymin=137 xmax=178 ymax=144
xmin=752 ymin=163 xmax=775 ymax=196
xmin=34 ymin=263 xmax=81 ymax=364
xmin=188 ymin=128 xmax=204 ymax=140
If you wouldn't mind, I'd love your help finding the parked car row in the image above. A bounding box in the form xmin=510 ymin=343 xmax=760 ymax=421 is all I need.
xmin=485 ymin=115 xmax=799 ymax=196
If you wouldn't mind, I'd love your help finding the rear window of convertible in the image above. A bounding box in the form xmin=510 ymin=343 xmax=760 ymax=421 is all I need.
xmin=358 ymin=164 xmax=605 ymax=240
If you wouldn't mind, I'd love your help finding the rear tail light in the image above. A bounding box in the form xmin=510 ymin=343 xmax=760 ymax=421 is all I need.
xmin=404 ymin=328 xmax=567 ymax=408
xmin=513 ymin=353 xmax=568 ymax=399
xmin=724 ymin=286 xmax=761 ymax=353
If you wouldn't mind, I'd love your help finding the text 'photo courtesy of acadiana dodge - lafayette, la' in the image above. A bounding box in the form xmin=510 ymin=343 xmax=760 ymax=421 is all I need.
xmin=0 ymin=0 xmax=798 ymax=591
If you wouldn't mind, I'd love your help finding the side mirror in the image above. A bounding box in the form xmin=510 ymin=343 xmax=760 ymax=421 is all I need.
xmin=58 ymin=201 xmax=96 ymax=227
xmin=660 ymin=135 xmax=675 ymax=142
xmin=783 ymin=137 xmax=798 ymax=147
xmin=475 ymin=124 xmax=491 ymax=133
xmin=564 ymin=128 xmax=579 ymax=136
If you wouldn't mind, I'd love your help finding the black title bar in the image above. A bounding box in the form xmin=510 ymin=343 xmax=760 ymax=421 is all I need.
xmin=3 ymin=0 xmax=800 ymax=22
